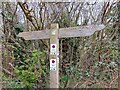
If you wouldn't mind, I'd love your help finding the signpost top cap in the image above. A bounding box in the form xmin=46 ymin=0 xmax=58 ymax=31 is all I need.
xmin=51 ymin=23 xmax=59 ymax=29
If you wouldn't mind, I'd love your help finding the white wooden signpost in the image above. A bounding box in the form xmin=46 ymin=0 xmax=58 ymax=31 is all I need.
xmin=18 ymin=23 xmax=105 ymax=88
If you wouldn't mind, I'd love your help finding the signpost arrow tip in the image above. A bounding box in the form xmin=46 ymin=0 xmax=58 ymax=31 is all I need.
xmin=95 ymin=24 xmax=105 ymax=31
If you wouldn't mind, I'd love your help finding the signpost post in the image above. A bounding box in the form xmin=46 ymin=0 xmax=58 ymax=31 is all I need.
xmin=18 ymin=23 xmax=105 ymax=88
xmin=50 ymin=24 xmax=59 ymax=88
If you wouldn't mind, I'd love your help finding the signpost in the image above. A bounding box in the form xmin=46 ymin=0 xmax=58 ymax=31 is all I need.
xmin=18 ymin=23 xmax=105 ymax=88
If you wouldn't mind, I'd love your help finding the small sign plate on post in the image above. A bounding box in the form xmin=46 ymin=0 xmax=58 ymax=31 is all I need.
xmin=50 ymin=59 xmax=56 ymax=71
xmin=50 ymin=44 xmax=56 ymax=55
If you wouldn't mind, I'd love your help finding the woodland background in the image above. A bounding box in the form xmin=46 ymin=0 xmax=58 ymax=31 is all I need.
xmin=0 ymin=1 xmax=119 ymax=89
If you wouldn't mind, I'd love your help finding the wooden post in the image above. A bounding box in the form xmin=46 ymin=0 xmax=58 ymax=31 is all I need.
xmin=50 ymin=23 xmax=59 ymax=88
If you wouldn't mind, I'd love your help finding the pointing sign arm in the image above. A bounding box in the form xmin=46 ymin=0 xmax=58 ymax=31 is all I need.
xmin=18 ymin=24 xmax=105 ymax=40
xmin=59 ymin=24 xmax=105 ymax=38
xmin=18 ymin=30 xmax=50 ymax=40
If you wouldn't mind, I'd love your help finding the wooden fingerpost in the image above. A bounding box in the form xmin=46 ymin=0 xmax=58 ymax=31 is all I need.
xmin=18 ymin=23 xmax=105 ymax=88
xmin=50 ymin=23 xmax=59 ymax=89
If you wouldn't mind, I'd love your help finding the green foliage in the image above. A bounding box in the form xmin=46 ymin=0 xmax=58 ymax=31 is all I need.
xmin=14 ymin=50 xmax=47 ymax=88
xmin=60 ymin=75 xmax=68 ymax=88
xmin=1 ymin=73 xmax=26 ymax=88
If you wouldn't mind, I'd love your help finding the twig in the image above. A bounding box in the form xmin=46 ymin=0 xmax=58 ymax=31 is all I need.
xmin=0 ymin=66 xmax=14 ymax=76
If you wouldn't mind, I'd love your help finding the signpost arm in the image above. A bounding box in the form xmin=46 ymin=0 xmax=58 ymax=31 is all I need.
xmin=18 ymin=24 xmax=105 ymax=40
xmin=50 ymin=23 xmax=59 ymax=88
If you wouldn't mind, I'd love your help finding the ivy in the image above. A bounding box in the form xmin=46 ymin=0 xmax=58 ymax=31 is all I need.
xmin=14 ymin=50 xmax=47 ymax=88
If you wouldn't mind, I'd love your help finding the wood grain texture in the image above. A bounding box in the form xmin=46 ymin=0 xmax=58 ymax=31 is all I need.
xmin=18 ymin=24 xmax=105 ymax=40
xmin=18 ymin=30 xmax=50 ymax=40
xmin=59 ymin=24 xmax=105 ymax=38
xmin=50 ymin=24 xmax=59 ymax=88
